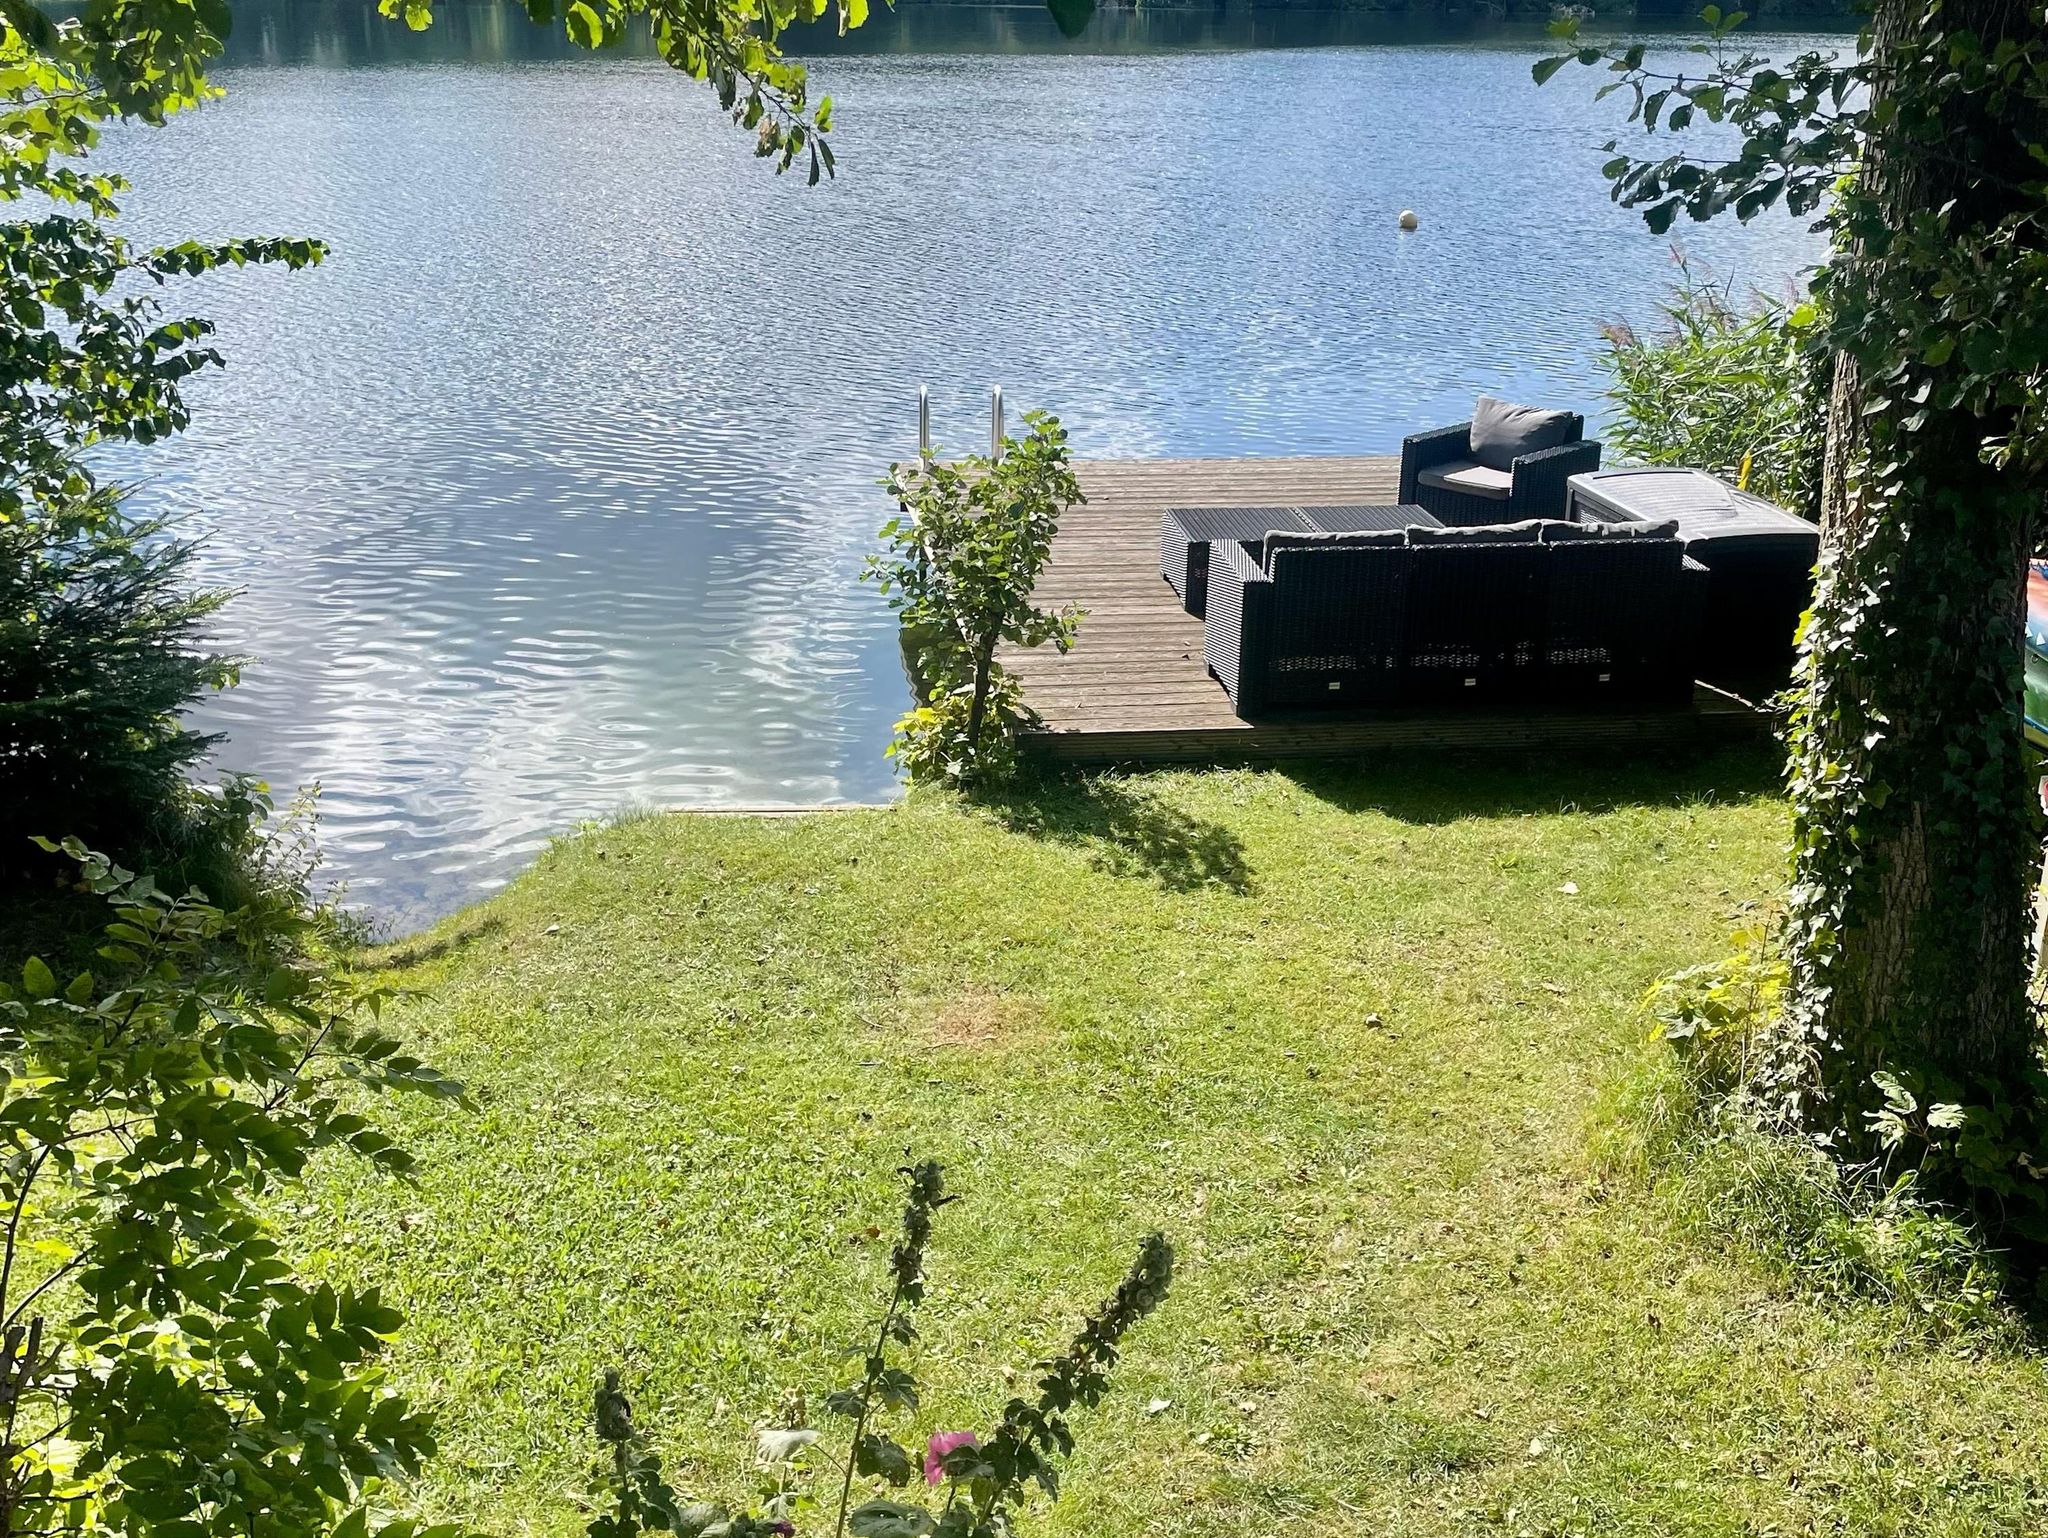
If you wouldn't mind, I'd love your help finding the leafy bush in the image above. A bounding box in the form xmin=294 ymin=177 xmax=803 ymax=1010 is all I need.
xmin=1663 ymin=1121 xmax=2003 ymax=1330
xmin=1637 ymin=917 xmax=2048 ymax=1275
xmin=869 ymin=415 xmax=1085 ymax=787
xmin=587 ymin=1161 xmax=1173 ymax=1538
xmin=0 ymin=487 xmax=236 ymax=877
xmin=1856 ymin=1061 xmax=2048 ymax=1250
xmin=1598 ymin=258 xmax=1827 ymax=517
xmin=0 ymin=32 xmax=321 ymax=886
xmin=1621 ymin=925 xmax=2010 ymax=1332
xmin=0 ymin=838 xmax=467 ymax=1538
xmin=1641 ymin=914 xmax=1796 ymax=1124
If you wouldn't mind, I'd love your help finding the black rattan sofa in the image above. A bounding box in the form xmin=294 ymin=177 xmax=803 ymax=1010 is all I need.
xmin=1201 ymin=518 xmax=1702 ymax=717
xmin=1398 ymin=396 xmax=1602 ymax=526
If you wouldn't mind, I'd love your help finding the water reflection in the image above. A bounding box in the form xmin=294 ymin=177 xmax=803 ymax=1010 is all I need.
xmin=212 ymin=1 xmax=1849 ymax=63
xmin=103 ymin=2 xmax=1844 ymax=928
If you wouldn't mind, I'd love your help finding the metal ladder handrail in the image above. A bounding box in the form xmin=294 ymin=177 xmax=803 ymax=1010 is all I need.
xmin=915 ymin=384 xmax=1006 ymax=461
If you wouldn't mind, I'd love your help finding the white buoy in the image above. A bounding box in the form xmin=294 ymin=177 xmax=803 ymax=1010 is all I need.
xmin=1398 ymin=209 xmax=1419 ymax=231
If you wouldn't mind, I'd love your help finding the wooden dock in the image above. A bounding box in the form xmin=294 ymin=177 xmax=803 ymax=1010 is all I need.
xmin=1003 ymin=455 xmax=1773 ymax=764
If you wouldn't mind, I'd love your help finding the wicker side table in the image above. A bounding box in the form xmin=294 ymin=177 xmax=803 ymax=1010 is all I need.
xmin=1159 ymin=506 xmax=1312 ymax=618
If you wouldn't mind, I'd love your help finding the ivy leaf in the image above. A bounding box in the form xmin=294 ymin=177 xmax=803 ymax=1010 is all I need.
xmin=21 ymin=957 xmax=54 ymax=1000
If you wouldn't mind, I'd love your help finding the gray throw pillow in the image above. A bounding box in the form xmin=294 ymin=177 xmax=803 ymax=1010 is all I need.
xmin=1469 ymin=395 xmax=1577 ymax=472
xmin=1405 ymin=519 xmax=1544 ymax=545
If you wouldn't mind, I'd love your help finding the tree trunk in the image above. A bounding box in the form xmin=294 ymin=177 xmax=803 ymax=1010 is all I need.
xmin=1788 ymin=0 xmax=2046 ymax=1133
xmin=963 ymin=633 xmax=997 ymax=767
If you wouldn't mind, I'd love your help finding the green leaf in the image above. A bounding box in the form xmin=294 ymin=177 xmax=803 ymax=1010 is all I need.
xmin=822 ymin=1387 xmax=867 ymax=1417
xmin=848 ymin=1501 xmax=937 ymax=1538
xmin=854 ymin=1433 xmax=916 ymax=1485
xmin=875 ymin=1365 xmax=920 ymax=1409
xmin=564 ymin=0 xmax=602 ymax=46
xmin=263 ymin=967 xmax=307 ymax=1004
xmin=21 ymin=958 xmax=54 ymax=1000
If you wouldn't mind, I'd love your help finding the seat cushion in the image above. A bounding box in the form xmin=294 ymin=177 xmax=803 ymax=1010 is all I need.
xmin=1544 ymin=516 xmax=1681 ymax=542
xmin=1603 ymin=517 xmax=1681 ymax=540
xmin=1416 ymin=459 xmax=1514 ymax=500
xmin=1262 ymin=528 xmax=1407 ymax=565
xmin=1406 ymin=518 xmax=1544 ymax=545
xmin=1541 ymin=519 xmax=1602 ymax=542
xmin=1469 ymin=396 xmax=1577 ymax=471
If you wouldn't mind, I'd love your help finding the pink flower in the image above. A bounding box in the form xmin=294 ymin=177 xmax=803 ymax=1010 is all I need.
xmin=924 ymin=1430 xmax=978 ymax=1485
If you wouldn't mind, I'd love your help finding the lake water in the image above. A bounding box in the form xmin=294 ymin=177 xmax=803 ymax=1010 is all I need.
xmin=108 ymin=2 xmax=1842 ymax=928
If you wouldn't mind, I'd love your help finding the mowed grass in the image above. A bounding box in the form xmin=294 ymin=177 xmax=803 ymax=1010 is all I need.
xmin=293 ymin=749 xmax=2048 ymax=1537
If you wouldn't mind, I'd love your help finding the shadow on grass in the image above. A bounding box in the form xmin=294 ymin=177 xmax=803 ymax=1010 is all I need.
xmin=363 ymin=914 xmax=507 ymax=972
xmin=980 ymin=775 xmax=1255 ymax=894
xmin=1282 ymin=739 xmax=1786 ymax=824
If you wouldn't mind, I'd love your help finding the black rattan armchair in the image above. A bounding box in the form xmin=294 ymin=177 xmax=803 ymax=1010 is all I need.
xmin=1398 ymin=406 xmax=1601 ymax=527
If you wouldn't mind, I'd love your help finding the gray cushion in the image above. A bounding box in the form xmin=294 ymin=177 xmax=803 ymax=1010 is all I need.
xmin=1540 ymin=519 xmax=1602 ymax=543
xmin=1545 ymin=516 xmax=1680 ymax=542
xmin=1262 ymin=528 xmax=1407 ymax=566
xmin=1469 ymin=396 xmax=1577 ymax=472
xmin=1416 ymin=459 xmax=1513 ymax=500
xmin=1601 ymin=517 xmax=1680 ymax=540
xmin=1405 ymin=519 xmax=1544 ymax=545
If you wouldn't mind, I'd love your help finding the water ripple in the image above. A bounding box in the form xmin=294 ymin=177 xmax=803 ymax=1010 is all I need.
xmin=101 ymin=6 xmax=1837 ymax=928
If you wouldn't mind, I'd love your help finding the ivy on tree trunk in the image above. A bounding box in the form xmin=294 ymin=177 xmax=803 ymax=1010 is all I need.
xmin=1793 ymin=0 xmax=2047 ymax=1135
xmin=1541 ymin=0 xmax=2048 ymax=1178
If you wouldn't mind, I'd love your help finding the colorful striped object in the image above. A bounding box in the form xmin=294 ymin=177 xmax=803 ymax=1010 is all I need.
xmin=2027 ymin=562 xmax=2048 ymax=748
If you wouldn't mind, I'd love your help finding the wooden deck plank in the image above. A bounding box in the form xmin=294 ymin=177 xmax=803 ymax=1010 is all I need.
xmin=1004 ymin=454 xmax=1773 ymax=763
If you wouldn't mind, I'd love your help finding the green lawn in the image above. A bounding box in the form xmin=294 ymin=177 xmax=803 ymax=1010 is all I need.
xmin=297 ymin=750 xmax=2048 ymax=1537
